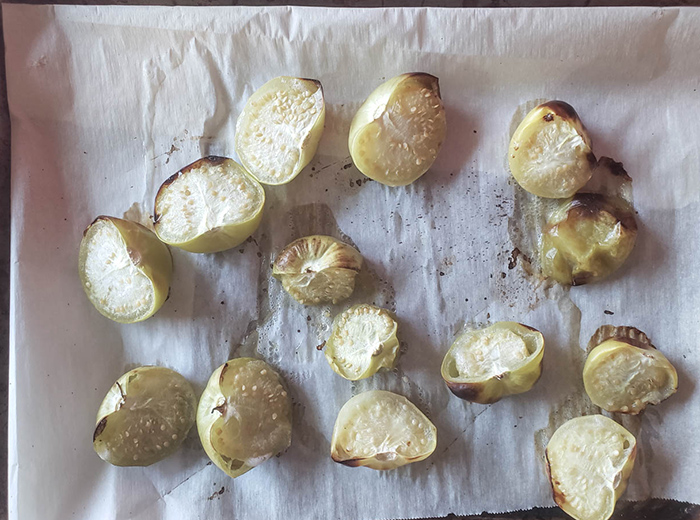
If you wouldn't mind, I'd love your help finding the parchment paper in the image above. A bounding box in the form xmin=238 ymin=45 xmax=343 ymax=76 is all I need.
xmin=5 ymin=5 xmax=700 ymax=520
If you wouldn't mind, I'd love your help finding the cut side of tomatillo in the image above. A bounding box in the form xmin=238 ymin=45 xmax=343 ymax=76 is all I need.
xmin=79 ymin=216 xmax=172 ymax=323
xmin=546 ymin=415 xmax=637 ymax=520
xmin=235 ymin=76 xmax=325 ymax=185
xmin=324 ymin=304 xmax=399 ymax=381
xmin=441 ymin=321 xmax=544 ymax=404
xmin=197 ymin=358 xmax=292 ymax=479
xmin=331 ymin=390 xmax=436 ymax=470
xmin=154 ymin=156 xmax=265 ymax=253
xmin=509 ymin=101 xmax=595 ymax=198
xmin=583 ymin=330 xmax=678 ymax=414
xmin=541 ymin=193 xmax=637 ymax=286
xmin=349 ymin=73 xmax=447 ymax=187
xmin=272 ymin=235 xmax=362 ymax=305
xmin=93 ymin=366 xmax=197 ymax=466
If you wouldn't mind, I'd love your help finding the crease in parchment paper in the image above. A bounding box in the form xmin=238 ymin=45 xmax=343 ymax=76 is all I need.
xmin=5 ymin=5 xmax=700 ymax=520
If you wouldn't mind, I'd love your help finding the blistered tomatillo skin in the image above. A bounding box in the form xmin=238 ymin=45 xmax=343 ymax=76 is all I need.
xmin=235 ymin=76 xmax=325 ymax=185
xmin=197 ymin=358 xmax=292 ymax=479
xmin=546 ymin=415 xmax=637 ymax=520
xmin=331 ymin=390 xmax=437 ymax=470
xmin=441 ymin=322 xmax=544 ymax=404
xmin=349 ymin=73 xmax=446 ymax=186
xmin=583 ymin=328 xmax=678 ymax=414
xmin=93 ymin=366 xmax=197 ymax=466
xmin=154 ymin=156 xmax=265 ymax=254
xmin=541 ymin=193 xmax=637 ymax=285
xmin=272 ymin=235 xmax=362 ymax=305
xmin=324 ymin=304 xmax=400 ymax=381
xmin=79 ymin=216 xmax=172 ymax=323
xmin=509 ymin=101 xmax=595 ymax=199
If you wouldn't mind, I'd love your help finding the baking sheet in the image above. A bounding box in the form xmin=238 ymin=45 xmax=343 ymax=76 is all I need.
xmin=4 ymin=5 xmax=700 ymax=520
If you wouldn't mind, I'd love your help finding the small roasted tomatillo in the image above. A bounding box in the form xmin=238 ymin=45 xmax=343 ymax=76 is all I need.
xmin=235 ymin=76 xmax=326 ymax=185
xmin=79 ymin=216 xmax=172 ymax=323
xmin=93 ymin=366 xmax=197 ymax=466
xmin=540 ymin=193 xmax=637 ymax=285
xmin=331 ymin=390 xmax=436 ymax=470
xmin=546 ymin=415 xmax=636 ymax=520
xmin=197 ymin=358 xmax=292 ymax=479
xmin=154 ymin=156 xmax=265 ymax=253
xmin=324 ymin=304 xmax=399 ymax=381
xmin=509 ymin=101 xmax=595 ymax=198
xmin=583 ymin=326 xmax=678 ymax=414
xmin=441 ymin=322 xmax=544 ymax=404
xmin=349 ymin=73 xmax=446 ymax=186
xmin=272 ymin=235 xmax=362 ymax=305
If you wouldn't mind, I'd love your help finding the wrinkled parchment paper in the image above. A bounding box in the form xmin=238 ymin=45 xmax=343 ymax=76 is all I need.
xmin=5 ymin=5 xmax=700 ymax=520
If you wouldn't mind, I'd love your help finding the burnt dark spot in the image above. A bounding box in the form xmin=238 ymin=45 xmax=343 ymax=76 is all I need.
xmin=446 ymin=382 xmax=497 ymax=403
xmin=604 ymin=310 xmax=614 ymax=315
xmin=586 ymin=151 xmax=597 ymax=168
xmin=219 ymin=363 xmax=230 ymax=383
xmin=569 ymin=193 xmax=637 ymax=232
xmin=349 ymin=180 xmax=355 ymax=187
xmin=508 ymin=248 xmax=521 ymax=270
xmin=156 ymin=171 xmax=183 ymax=198
xmin=571 ymin=272 xmax=593 ymax=286
xmin=306 ymin=316 xmax=311 ymax=322
xmin=500 ymin=272 xmax=506 ymax=279
xmin=543 ymin=113 xmax=554 ymax=122
xmin=439 ymin=272 xmax=445 ymax=276
xmin=93 ymin=417 xmax=107 ymax=441
xmin=316 ymin=341 xmax=326 ymax=351
xmin=597 ymin=156 xmax=632 ymax=181
xmin=343 ymin=163 xmax=353 ymax=170
xmin=541 ymin=100 xmax=579 ymax=121
xmin=333 ymin=457 xmax=365 ymax=467
xmin=519 ymin=323 xmax=539 ymax=333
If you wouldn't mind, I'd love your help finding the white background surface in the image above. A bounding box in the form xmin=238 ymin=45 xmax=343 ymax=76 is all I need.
xmin=4 ymin=5 xmax=700 ymax=519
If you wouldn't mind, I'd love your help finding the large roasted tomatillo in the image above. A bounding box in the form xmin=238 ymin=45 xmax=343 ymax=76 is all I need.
xmin=546 ymin=415 xmax=636 ymax=520
xmin=154 ymin=156 xmax=265 ymax=253
xmin=583 ymin=326 xmax=677 ymax=414
xmin=93 ymin=366 xmax=197 ymax=466
xmin=331 ymin=390 xmax=436 ymax=470
xmin=79 ymin=216 xmax=172 ymax=323
xmin=441 ymin=322 xmax=544 ymax=404
xmin=272 ymin=235 xmax=362 ymax=305
xmin=197 ymin=358 xmax=292 ymax=479
xmin=540 ymin=193 xmax=637 ymax=285
xmin=235 ymin=76 xmax=325 ymax=185
xmin=349 ymin=73 xmax=446 ymax=186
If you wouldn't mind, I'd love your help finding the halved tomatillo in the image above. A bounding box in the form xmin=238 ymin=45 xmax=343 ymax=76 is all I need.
xmin=349 ymin=73 xmax=447 ymax=186
xmin=235 ymin=76 xmax=325 ymax=185
xmin=583 ymin=326 xmax=678 ymax=414
xmin=509 ymin=101 xmax=595 ymax=198
xmin=540 ymin=193 xmax=637 ymax=285
xmin=272 ymin=235 xmax=362 ymax=305
xmin=79 ymin=216 xmax=172 ymax=323
xmin=154 ymin=156 xmax=265 ymax=253
xmin=324 ymin=304 xmax=399 ymax=381
xmin=93 ymin=366 xmax=197 ymax=466
xmin=331 ymin=390 xmax=437 ymax=470
xmin=197 ymin=358 xmax=292 ymax=479
xmin=441 ymin=322 xmax=544 ymax=404
xmin=546 ymin=415 xmax=637 ymax=520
